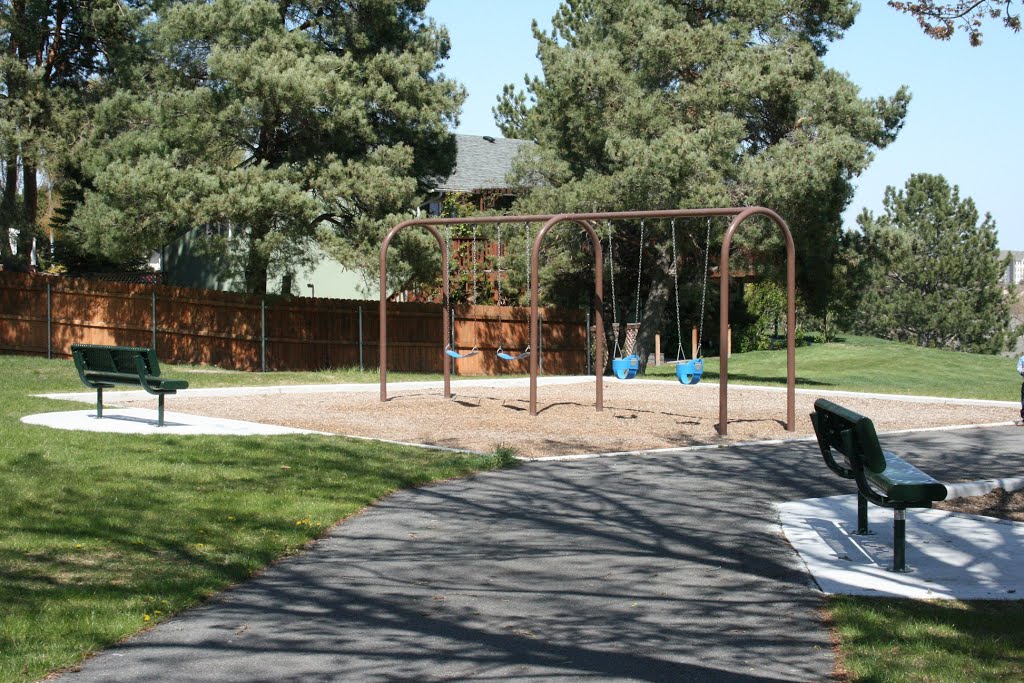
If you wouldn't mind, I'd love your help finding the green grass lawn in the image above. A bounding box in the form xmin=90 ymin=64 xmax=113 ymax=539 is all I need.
xmin=645 ymin=335 xmax=1021 ymax=402
xmin=0 ymin=355 xmax=515 ymax=682
xmin=829 ymin=597 xmax=1024 ymax=682
xmin=3 ymin=340 xmax=1023 ymax=682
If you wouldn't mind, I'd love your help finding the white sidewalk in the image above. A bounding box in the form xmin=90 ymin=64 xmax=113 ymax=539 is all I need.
xmin=778 ymin=494 xmax=1024 ymax=600
xmin=21 ymin=408 xmax=320 ymax=436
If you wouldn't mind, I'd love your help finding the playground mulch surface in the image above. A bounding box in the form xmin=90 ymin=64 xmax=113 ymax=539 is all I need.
xmin=937 ymin=488 xmax=1024 ymax=521
xmin=136 ymin=380 xmax=1015 ymax=457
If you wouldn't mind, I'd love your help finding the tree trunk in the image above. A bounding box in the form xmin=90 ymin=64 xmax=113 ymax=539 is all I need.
xmin=244 ymin=252 xmax=268 ymax=295
xmin=18 ymin=160 xmax=37 ymax=266
xmin=243 ymin=229 xmax=269 ymax=295
xmin=1 ymin=159 xmax=17 ymax=261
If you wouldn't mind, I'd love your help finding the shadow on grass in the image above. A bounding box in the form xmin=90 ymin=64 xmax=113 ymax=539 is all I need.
xmin=702 ymin=372 xmax=835 ymax=388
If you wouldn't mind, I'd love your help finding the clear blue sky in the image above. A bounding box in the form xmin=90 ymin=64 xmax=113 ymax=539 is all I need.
xmin=425 ymin=0 xmax=1024 ymax=250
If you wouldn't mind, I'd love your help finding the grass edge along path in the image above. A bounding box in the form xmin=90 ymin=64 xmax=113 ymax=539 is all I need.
xmin=0 ymin=356 xmax=517 ymax=683
xmin=826 ymin=596 xmax=1024 ymax=682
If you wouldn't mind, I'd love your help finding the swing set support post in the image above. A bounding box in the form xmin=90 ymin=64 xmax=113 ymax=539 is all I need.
xmin=379 ymin=220 xmax=452 ymax=402
xmin=530 ymin=217 xmax=604 ymax=417
xmin=718 ymin=206 xmax=796 ymax=436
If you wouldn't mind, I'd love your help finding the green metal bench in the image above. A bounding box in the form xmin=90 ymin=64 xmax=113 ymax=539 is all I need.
xmin=810 ymin=398 xmax=947 ymax=572
xmin=71 ymin=344 xmax=189 ymax=427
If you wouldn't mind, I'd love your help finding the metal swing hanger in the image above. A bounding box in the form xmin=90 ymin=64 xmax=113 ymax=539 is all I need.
xmin=607 ymin=218 xmax=643 ymax=380
xmin=494 ymin=221 xmax=531 ymax=362
xmin=669 ymin=216 xmax=710 ymax=385
xmin=444 ymin=223 xmax=481 ymax=360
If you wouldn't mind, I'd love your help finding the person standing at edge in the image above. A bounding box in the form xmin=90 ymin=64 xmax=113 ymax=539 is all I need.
xmin=1018 ymin=353 xmax=1024 ymax=421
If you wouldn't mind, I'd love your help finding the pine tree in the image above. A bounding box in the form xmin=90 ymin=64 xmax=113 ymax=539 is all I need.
xmin=0 ymin=0 xmax=145 ymax=269
xmin=494 ymin=0 xmax=909 ymax=362
xmin=855 ymin=173 xmax=1014 ymax=353
xmin=72 ymin=0 xmax=464 ymax=294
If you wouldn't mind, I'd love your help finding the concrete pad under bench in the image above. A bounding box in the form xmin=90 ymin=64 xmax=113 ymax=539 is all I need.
xmin=22 ymin=409 xmax=322 ymax=436
xmin=778 ymin=494 xmax=1024 ymax=600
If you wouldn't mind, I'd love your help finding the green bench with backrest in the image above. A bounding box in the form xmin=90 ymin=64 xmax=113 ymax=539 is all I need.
xmin=810 ymin=398 xmax=947 ymax=572
xmin=71 ymin=344 xmax=189 ymax=427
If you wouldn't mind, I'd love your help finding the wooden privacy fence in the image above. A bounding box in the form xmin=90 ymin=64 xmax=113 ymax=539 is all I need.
xmin=0 ymin=272 xmax=589 ymax=375
xmin=447 ymin=304 xmax=587 ymax=375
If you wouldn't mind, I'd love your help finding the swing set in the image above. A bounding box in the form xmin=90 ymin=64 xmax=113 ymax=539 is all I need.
xmin=442 ymin=222 xmax=533 ymax=363
xmin=606 ymin=218 xmax=710 ymax=385
xmin=494 ymin=222 xmax=531 ymax=362
xmin=443 ymin=223 xmax=480 ymax=360
xmin=379 ymin=207 xmax=797 ymax=436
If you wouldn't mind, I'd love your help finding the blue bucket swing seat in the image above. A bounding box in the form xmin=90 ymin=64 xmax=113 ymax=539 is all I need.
xmin=496 ymin=346 xmax=530 ymax=361
xmin=607 ymin=219 xmax=646 ymax=381
xmin=667 ymin=216 xmax=712 ymax=387
xmin=675 ymin=357 xmax=704 ymax=385
xmin=445 ymin=344 xmax=479 ymax=359
xmin=612 ymin=354 xmax=640 ymax=380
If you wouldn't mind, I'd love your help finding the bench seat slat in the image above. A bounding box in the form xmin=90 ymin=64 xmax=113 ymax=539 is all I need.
xmin=868 ymin=452 xmax=947 ymax=503
xmin=83 ymin=371 xmax=187 ymax=391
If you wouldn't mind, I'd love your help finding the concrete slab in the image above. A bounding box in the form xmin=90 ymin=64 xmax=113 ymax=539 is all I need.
xmin=21 ymin=409 xmax=320 ymax=436
xmin=778 ymin=495 xmax=1024 ymax=600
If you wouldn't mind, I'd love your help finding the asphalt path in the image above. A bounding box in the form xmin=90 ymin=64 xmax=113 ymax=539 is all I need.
xmin=58 ymin=425 xmax=1023 ymax=682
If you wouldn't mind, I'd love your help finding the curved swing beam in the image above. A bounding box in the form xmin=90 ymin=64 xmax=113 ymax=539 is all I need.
xmin=719 ymin=206 xmax=796 ymax=436
xmin=529 ymin=217 xmax=604 ymax=416
xmin=380 ymin=221 xmax=452 ymax=401
xmin=380 ymin=214 xmax=566 ymax=403
xmin=527 ymin=208 xmax=794 ymax=430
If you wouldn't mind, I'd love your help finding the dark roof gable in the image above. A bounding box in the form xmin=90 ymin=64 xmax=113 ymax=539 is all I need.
xmin=432 ymin=134 xmax=534 ymax=193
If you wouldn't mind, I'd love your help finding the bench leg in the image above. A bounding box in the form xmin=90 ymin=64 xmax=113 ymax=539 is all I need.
xmin=853 ymin=493 xmax=873 ymax=535
xmin=892 ymin=508 xmax=908 ymax=572
xmin=158 ymin=394 xmax=165 ymax=427
xmin=96 ymin=387 xmax=103 ymax=419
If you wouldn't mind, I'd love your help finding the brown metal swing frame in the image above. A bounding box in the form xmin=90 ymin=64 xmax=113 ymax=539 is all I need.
xmin=379 ymin=206 xmax=796 ymax=436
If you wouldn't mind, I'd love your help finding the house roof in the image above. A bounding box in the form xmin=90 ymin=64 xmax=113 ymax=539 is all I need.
xmin=432 ymin=134 xmax=533 ymax=193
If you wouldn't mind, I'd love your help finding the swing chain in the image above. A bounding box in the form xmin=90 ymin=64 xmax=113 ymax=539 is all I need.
xmin=634 ymin=219 xmax=644 ymax=324
xmin=608 ymin=221 xmax=617 ymax=326
xmin=671 ymin=219 xmax=685 ymax=362
xmin=444 ymin=223 xmax=451 ymax=306
xmin=471 ymin=222 xmax=478 ymax=304
xmin=526 ymin=223 xmax=532 ymax=302
xmin=696 ymin=217 xmax=712 ymax=359
xmin=444 ymin=224 xmax=454 ymax=349
xmin=496 ymin=222 xmax=502 ymax=304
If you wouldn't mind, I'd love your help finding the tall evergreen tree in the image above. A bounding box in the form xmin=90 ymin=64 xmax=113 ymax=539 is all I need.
xmin=73 ymin=0 xmax=464 ymax=294
xmin=0 ymin=0 xmax=145 ymax=269
xmin=494 ymin=0 xmax=908 ymax=362
xmin=854 ymin=173 xmax=1014 ymax=353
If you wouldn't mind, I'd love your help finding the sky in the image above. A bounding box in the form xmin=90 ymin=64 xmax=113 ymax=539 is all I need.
xmin=425 ymin=0 xmax=1024 ymax=250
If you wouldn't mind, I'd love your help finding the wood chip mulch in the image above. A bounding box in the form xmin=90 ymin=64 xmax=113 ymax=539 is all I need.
xmin=122 ymin=380 xmax=1017 ymax=458
xmin=936 ymin=488 xmax=1024 ymax=522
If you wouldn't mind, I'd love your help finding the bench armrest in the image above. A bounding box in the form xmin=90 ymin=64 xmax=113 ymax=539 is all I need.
xmin=134 ymin=354 xmax=188 ymax=395
xmin=810 ymin=411 xmax=855 ymax=480
xmin=73 ymin=349 xmax=111 ymax=389
xmin=851 ymin=467 xmax=893 ymax=508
